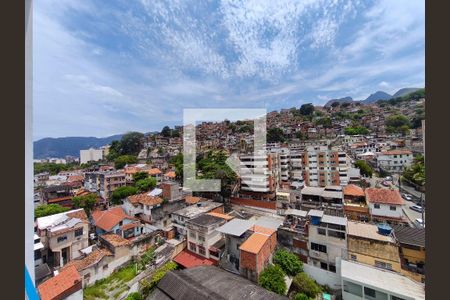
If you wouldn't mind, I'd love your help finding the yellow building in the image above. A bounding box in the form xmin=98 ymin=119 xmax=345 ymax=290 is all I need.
xmin=393 ymin=225 xmax=426 ymax=283
xmin=346 ymin=221 xmax=401 ymax=273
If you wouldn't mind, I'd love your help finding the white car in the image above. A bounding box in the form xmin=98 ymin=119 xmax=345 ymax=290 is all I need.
xmin=415 ymin=218 xmax=425 ymax=228
xmin=385 ymin=176 xmax=393 ymax=181
xmin=410 ymin=205 xmax=424 ymax=213
xmin=403 ymin=193 xmax=413 ymax=201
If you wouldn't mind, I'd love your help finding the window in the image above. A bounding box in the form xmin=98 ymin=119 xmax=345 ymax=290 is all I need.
xmin=189 ymin=242 xmax=196 ymax=252
xmin=343 ymin=280 xmax=362 ymax=297
xmin=311 ymin=242 xmax=327 ymax=253
xmin=318 ymin=228 xmax=326 ymax=235
xmin=198 ymin=246 xmax=206 ymax=256
xmin=75 ymin=228 xmax=83 ymax=237
xmin=320 ymin=262 xmax=328 ymax=270
xmin=189 ymin=231 xmax=196 ymax=239
xmin=392 ymin=296 xmax=406 ymax=300
xmin=328 ymin=230 xmax=346 ymax=240
xmin=84 ymin=273 xmax=91 ymax=281
xmin=198 ymin=235 xmax=205 ymax=242
xmin=329 ymin=264 xmax=336 ymax=273
xmin=103 ymin=264 xmax=108 ymax=271
xmin=390 ymin=206 xmax=396 ymax=211
xmin=350 ymin=254 xmax=357 ymax=261
xmin=364 ymin=287 xmax=376 ymax=298
xmin=57 ymin=236 xmax=67 ymax=243
xmin=375 ymin=260 xmax=393 ymax=270
xmin=374 ymin=204 xmax=381 ymax=209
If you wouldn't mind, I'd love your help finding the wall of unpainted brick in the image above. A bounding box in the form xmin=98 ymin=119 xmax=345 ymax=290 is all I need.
xmin=230 ymin=197 xmax=276 ymax=210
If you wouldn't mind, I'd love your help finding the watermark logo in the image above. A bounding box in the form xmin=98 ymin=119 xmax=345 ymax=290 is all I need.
xmin=183 ymin=108 xmax=267 ymax=192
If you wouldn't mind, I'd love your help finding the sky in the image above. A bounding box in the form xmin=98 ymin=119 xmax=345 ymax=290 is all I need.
xmin=33 ymin=0 xmax=424 ymax=140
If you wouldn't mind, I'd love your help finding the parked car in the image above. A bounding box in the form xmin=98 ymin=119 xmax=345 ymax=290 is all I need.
xmin=385 ymin=176 xmax=393 ymax=181
xmin=415 ymin=218 xmax=425 ymax=228
xmin=402 ymin=193 xmax=413 ymax=201
xmin=410 ymin=205 xmax=424 ymax=213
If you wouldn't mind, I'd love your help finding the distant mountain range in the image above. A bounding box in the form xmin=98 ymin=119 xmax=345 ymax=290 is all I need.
xmin=34 ymin=134 xmax=123 ymax=159
xmin=324 ymin=87 xmax=422 ymax=107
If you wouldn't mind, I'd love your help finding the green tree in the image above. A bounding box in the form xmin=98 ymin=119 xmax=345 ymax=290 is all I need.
xmin=141 ymin=261 xmax=177 ymax=298
xmin=111 ymin=186 xmax=139 ymax=205
xmin=120 ymin=132 xmax=145 ymax=155
xmin=292 ymin=272 xmax=322 ymax=299
xmin=72 ymin=194 xmax=97 ymax=216
xmin=385 ymin=114 xmax=411 ymax=135
xmin=107 ymin=140 xmax=121 ymax=161
xmin=273 ymin=249 xmax=303 ymax=276
xmin=133 ymin=171 xmax=148 ymax=182
xmin=294 ymin=293 xmax=311 ymax=300
xmin=300 ymin=103 xmax=314 ymax=116
xmin=114 ymin=155 xmax=138 ymax=169
xmin=355 ymin=160 xmax=373 ymax=177
xmin=35 ymin=204 xmax=70 ymax=218
xmin=267 ymin=128 xmax=286 ymax=143
xmin=331 ymin=102 xmax=340 ymax=108
xmin=161 ymin=126 xmax=172 ymax=137
xmin=258 ymin=264 xmax=287 ymax=295
xmin=125 ymin=292 xmax=143 ymax=300
xmin=403 ymin=155 xmax=425 ymax=187
xmin=344 ymin=126 xmax=369 ymax=135
xmin=169 ymin=153 xmax=184 ymax=180
xmin=135 ymin=177 xmax=157 ymax=192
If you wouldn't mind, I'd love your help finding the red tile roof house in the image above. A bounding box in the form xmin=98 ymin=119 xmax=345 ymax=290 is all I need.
xmin=122 ymin=193 xmax=163 ymax=223
xmin=365 ymin=188 xmax=408 ymax=225
xmin=38 ymin=265 xmax=83 ymax=300
xmin=91 ymin=207 xmax=142 ymax=239
xmin=239 ymin=226 xmax=277 ymax=283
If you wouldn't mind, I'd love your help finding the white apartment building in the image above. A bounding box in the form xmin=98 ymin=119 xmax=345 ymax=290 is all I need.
xmin=302 ymin=146 xmax=357 ymax=187
xmin=377 ymin=150 xmax=413 ymax=173
xmin=186 ymin=214 xmax=226 ymax=260
xmin=239 ymin=152 xmax=280 ymax=193
xmin=80 ymin=148 xmax=104 ymax=164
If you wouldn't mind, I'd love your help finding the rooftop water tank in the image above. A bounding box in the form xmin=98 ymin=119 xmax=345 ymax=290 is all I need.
xmin=377 ymin=224 xmax=392 ymax=235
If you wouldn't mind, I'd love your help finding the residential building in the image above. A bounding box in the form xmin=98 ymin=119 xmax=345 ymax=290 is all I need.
xmin=301 ymin=146 xmax=356 ymax=187
xmin=84 ymin=171 xmax=126 ymax=200
xmin=37 ymin=265 xmax=83 ymax=300
xmin=147 ymin=266 xmax=286 ymax=300
xmin=343 ymin=184 xmax=369 ymax=222
xmin=239 ymin=225 xmax=277 ymax=282
xmin=393 ymin=225 xmax=425 ymax=283
xmin=341 ymin=259 xmax=425 ymax=300
xmin=346 ymin=221 xmax=401 ymax=273
xmin=185 ymin=214 xmax=227 ymax=261
xmin=171 ymin=201 xmax=224 ymax=237
xmin=277 ymin=209 xmax=309 ymax=263
xmin=377 ymin=149 xmax=413 ymax=173
xmin=122 ymin=193 xmax=163 ymax=223
xmin=365 ymin=188 xmax=406 ymax=224
xmin=307 ymin=210 xmax=347 ymax=275
xmin=80 ymin=148 xmax=104 ymax=164
xmin=289 ymin=150 xmax=305 ymax=190
xmin=161 ymin=181 xmax=182 ymax=201
xmin=91 ymin=207 xmax=141 ymax=238
xmin=36 ymin=209 xmax=89 ymax=269
xmin=300 ymin=185 xmax=344 ymax=215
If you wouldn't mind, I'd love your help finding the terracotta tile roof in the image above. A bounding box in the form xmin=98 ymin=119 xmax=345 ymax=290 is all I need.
xmin=127 ymin=193 xmax=163 ymax=206
xmin=124 ymin=166 xmax=139 ymax=174
xmin=148 ymin=168 xmax=162 ymax=175
xmin=68 ymin=175 xmax=84 ymax=182
xmin=381 ymin=150 xmax=412 ymax=156
xmin=121 ymin=222 xmax=138 ymax=231
xmin=251 ymin=225 xmax=276 ymax=236
xmin=164 ymin=171 xmax=176 ymax=178
xmin=38 ymin=266 xmax=82 ymax=300
xmin=239 ymin=232 xmax=270 ymax=254
xmin=47 ymin=196 xmax=73 ymax=204
xmin=173 ymin=250 xmax=217 ymax=268
xmin=62 ymin=248 xmax=113 ymax=272
xmin=101 ymin=233 xmax=132 ymax=247
xmin=185 ymin=196 xmax=202 ymax=205
xmin=365 ymin=188 xmax=404 ymax=205
xmin=92 ymin=207 xmax=134 ymax=231
xmin=343 ymin=184 xmax=365 ymax=197
xmin=206 ymin=212 xmax=234 ymax=221
xmin=66 ymin=209 xmax=88 ymax=221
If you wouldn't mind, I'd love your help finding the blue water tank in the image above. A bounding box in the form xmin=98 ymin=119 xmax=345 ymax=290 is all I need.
xmin=377 ymin=224 xmax=392 ymax=235
xmin=311 ymin=216 xmax=321 ymax=225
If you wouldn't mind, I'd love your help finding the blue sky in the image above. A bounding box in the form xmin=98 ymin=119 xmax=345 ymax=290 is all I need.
xmin=33 ymin=0 xmax=424 ymax=140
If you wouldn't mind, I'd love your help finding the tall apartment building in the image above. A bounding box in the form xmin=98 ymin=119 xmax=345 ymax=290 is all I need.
xmin=301 ymin=146 xmax=354 ymax=187
xmin=239 ymin=152 xmax=280 ymax=195
xmin=84 ymin=171 xmax=126 ymax=200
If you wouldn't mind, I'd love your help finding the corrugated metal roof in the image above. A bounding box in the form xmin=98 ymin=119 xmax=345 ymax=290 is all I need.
xmin=216 ymin=219 xmax=255 ymax=236
xmin=321 ymin=215 xmax=347 ymax=226
xmin=308 ymin=209 xmax=324 ymax=217
xmin=284 ymin=209 xmax=308 ymax=217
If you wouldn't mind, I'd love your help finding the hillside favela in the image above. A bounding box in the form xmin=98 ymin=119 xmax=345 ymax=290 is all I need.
xmin=33 ymin=88 xmax=425 ymax=300
xmin=32 ymin=1 xmax=425 ymax=300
